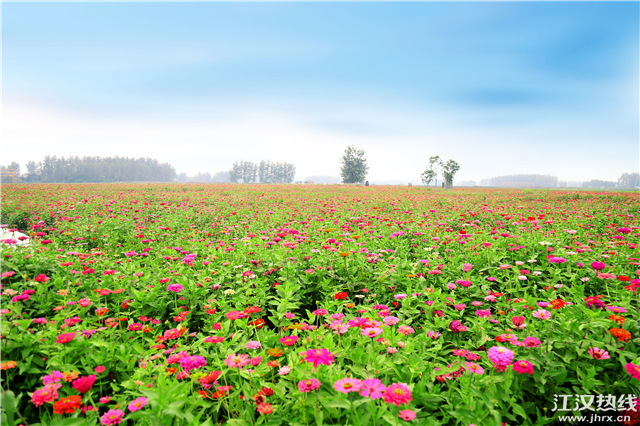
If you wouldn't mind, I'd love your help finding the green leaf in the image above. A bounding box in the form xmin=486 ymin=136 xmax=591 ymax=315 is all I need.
xmin=1 ymin=391 xmax=16 ymax=426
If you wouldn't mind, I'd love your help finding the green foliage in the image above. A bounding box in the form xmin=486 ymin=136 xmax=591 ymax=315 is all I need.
xmin=340 ymin=145 xmax=369 ymax=184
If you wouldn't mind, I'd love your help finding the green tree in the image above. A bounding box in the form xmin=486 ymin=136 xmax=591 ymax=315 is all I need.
xmin=340 ymin=145 xmax=369 ymax=184
xmin=421 ymin=156 xmax=442 ymax=187
xmin=442 ymin=159 xmax=461 ymax=189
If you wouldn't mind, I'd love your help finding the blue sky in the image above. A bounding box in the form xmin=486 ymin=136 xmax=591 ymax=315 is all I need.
xmin=3 ymin=2 xmax=638 ymax=183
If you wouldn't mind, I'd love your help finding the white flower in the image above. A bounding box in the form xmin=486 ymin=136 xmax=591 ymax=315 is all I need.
xmin=581 ymin=277 xmax=590 ymax=282
xmin=233 ymin=265 xmax=243 ymax=269
xmin=518 ymin=276 xmax=527 ymax=281
xmin=224 ymin=289 xmax=235 ymax=295
xmin=538 ymin=241 xmax=552 ymax=246
xmin=554 ymin=284 xmax=564 ymax=289
xmin=532 ymin=271 xmax=542 ymax=276
xmin=527 ymin=259 xmax=537 ymax=263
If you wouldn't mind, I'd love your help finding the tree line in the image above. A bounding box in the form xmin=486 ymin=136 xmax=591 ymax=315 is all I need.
xmin=3 ymin=156 xmax=176 ymax=183
xmin=229 ymin=160 xmax=296 ymax=184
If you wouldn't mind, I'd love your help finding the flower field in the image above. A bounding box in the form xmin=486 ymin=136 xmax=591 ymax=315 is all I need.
xmin=1 ymin=183 xmax=639 ymax=426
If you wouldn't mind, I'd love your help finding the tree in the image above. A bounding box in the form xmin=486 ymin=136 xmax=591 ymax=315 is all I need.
xmin=618 ymin=172 xmax=640 ymax=189
xmin=421 ymin=156 xmax=443 ymax=187
xmin=442 ymin=159 xmax=461 ymax=189
xmin=340 ymin=145 xmax=369 ymax=184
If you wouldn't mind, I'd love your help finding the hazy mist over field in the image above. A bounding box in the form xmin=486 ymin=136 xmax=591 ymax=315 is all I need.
xmin=3 ymin=2 xmax=638 ymax=183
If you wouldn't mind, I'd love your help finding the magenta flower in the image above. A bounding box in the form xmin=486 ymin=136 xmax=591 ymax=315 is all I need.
xmin=303 ymin=348 xmax=335 ymax=367
xmin=166 ymin=284 xmax=183 ymax=293
xmin=591 ymin=261 xmax=606 ymax=270
xmin=359 ymin=378 xmax=386 ymax=399
xmin=625 ymin=363 xmax=640 ymax=380
xmin=100 ymin=409 xmax=125 ymax=425
xmin=382 ymin=383 xmax=412 ymax=406
xmin=512 ymin=360 xmax=534 ymax=375
xmin=487 ymin=346 xmax=514 ymax=371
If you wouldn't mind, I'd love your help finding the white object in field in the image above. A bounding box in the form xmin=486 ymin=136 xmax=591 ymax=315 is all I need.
xmin=0 ymin=227 xmax=30 ymax=247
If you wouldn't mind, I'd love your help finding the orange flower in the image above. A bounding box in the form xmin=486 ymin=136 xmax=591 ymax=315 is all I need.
xmin=62 ymin=371 xmax=79 ymax=382
xmin=0 ymin=361 xmax=17 ymax=370
xmin=267 ymin=348 xmax=283 ymax=358
xmin=345 ymin=303 xmax=356 ymax=308
xmin=609 ymin=315 xmax=626 ymax=325
xmin=610 ymin=328 xmax=631 ymax=342
xmin=339 ymin=252 xmax=350 ymax=257
xmin=53 ymin=395 xmax=82 ymax=415
xmin=166 ymin=367 xmax=178 ymax=375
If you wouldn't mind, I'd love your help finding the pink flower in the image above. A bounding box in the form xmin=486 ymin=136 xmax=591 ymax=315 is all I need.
xmin=512 ymin=360 xmax=534 ymax=375
xmin=205 ymin=336 xmax=225 ymax=343
xmin=427 ymin=331 xmax=441 ymax=340
xmin=284 ymin=312 xmax=295 ymax=319
xmin=246 ymin=341 xmax=261 ymax=349
xmin=101 ymin=409 xmax=125 ymax=425
xmin=278 ymin=366 xmax=291 ymax=376
xmin=361 ymin=327 xmax=383 ymax=338
xmin=279 ymin=336 xmax=299 ymax=346
xmin=454 ymin=304 xmax=466 ymax=311
xmin=333 ymin=378 xmax=362 ymax=393
xmin=465 ymin=362 xmax=484 ymax=374
xmin=128 ymin=397 xmax=148 ymax=412
xmin=588 ymin=347 xmax=610 ymax=360
xmin=224 ymin=354 xmax=250 ymax=369
xmin=475 ymin=310 xmax=492 ymax=318
xmin=179 ymin=355 xmax=206 ymax=371
xmin=250 ymin=356 xmax=262 ymax=366
xmin=532 ymin=310 xmax=551 ymax=320
xmin=522 ymin=337 xmax=541 ymax=347
xmin=298 ymin=379 xmax=321 ymax=392
xmin=399 ymin=409 xmax=417 ymax=421
xmin=487 ymin=346 xmax=514 ymax=370
xmin=31 ymin=383 xmax=62 ymax=407
xmin=57 ymin=332 xmax=76 ymax=344
xmin=78 ymin=298 xmax=92 ymax=307
xmin=382 ymin=383 xmax=412 ymax=406
xmin=591 ymin=261 xmax=606 ymax=270
xmin=397 ymin=326 xmax=414 ymax=336
xmin=359 ymin=378 xmax=386 ymax=399
xmin=42 ymin=370 xmax=65 ymax=384
xmin=462 ymin=263 xmax=474 ymax=272
xmin=625 ymin=363 xmax=640 ymax=380
xmin=95 ymin=366 xmax=106 ymax=374
xmin=303 ymin=348 xmax=335 ymax=367
xmin=312 ymin=309 xmax=328 ymax=316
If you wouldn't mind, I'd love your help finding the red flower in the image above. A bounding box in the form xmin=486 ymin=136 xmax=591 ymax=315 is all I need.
xmin=244 ymin=306 xmax=262 ymax=315
xmin=334 ymin=292 xmax=348 ymax=300
xmin=618 ymin=276 xmax=630 ymax=282
xmin=72 ymin=375 xmax=96 ymax=394
xmin=248 ymin=319 xmax=265 ymax=329
xmin=549 ymin=299 xmax=565 ymax=310
xmin=34 ymin=274 xmax=50 ymax=283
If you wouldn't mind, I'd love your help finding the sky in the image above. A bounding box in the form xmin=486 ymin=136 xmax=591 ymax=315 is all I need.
xmin=3 ymin=2 xmax=639 ymax=183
